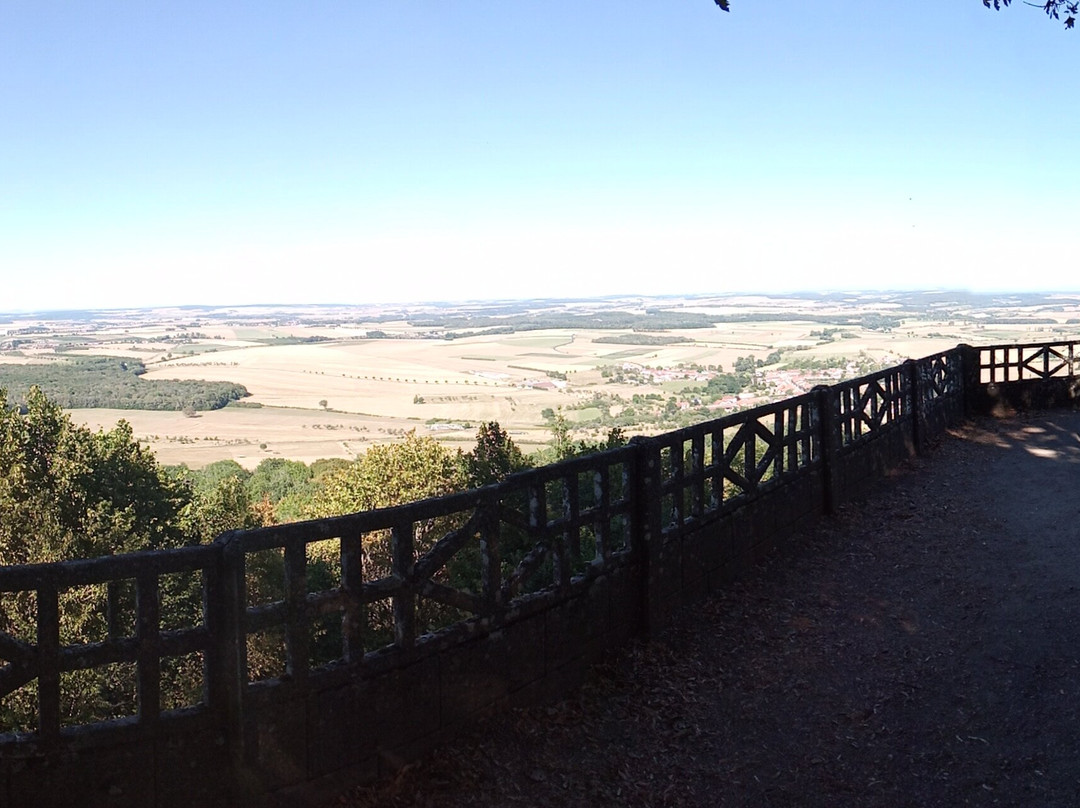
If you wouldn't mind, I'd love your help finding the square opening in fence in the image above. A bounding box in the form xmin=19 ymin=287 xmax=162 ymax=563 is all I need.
xmin=159 ymin=570 xmax=203 ymax=632
xmin=699 ymin=435 xmax=721 ymax=507
xmin=416 ymin=541 xmax=479 ymax=632
xmin=608 ymin=460 xmax=630 ymax=504
xmin=308 ymin=612 xmax=344 ymax=671
xmin=495 ymin=519 xmax=532 ymax=565
xmin=569 ymin=526 xmax=596 ymax=575
xmin=245 ymin=547 xmax=286 ymax=609
xmin=660 ymin=444 xmax=680 ymax=484
xmin=1 ymin=679 xmax=39 ymax=735
xmin=499 ymin=486 xmax=530 ymax=526
xmin=305 ymin=538 xmax=342 ymax=594
xmin=61 ymin=661 xmax=137 ymax=726
xmin=509 ymin=543 xmax=555 ymax=597
xmin=722 ymin=423 xmax=752 ymax=499
xmin=359 ymin=528 xmax=394 ymax=581
xmin=104 ymin=578 xmax=137 ymax=639
xmin=417 ymin=598 xmax=472 ymax=638
xmin=701 ymin=435 xmax=717 ymax=470
xmin=575 ymin=469 xmax=598 ymax=512
xmin=545 ymin=478 xmax=564 ymax=524
xmin=246 ymin=627 xmax=287 ymax=682
xmin=362 ymin=599 xmax=396 ymax=652
xmin=607 ymin=513 xmax=632 ymax=554
xmin=57 ymin=583 xmax=113 ymax=646
xmin=431 ymin=526 xmax=484 ymax=594
xmin=161 ymin=651 xmax=205 ymax=712
xmin=0 ymin=590 xmax=38 ymax=645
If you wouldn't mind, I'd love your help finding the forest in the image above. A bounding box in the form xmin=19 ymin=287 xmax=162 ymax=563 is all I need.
xmin=593 ymin=333 xmax=693 ymax=346
xmin=412 ymin=309 xmax=719 ymax=331
xmin=0 ymin=356 xmax=249 ymax=411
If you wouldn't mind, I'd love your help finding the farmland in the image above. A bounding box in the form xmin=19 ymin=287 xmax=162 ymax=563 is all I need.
xmin=3 ymin=291 xmax=1079 ymax=468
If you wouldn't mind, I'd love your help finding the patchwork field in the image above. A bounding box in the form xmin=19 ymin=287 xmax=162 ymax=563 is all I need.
xmin=69 ymin=406 xmax=455 ymax=468
xmin=7 ymin=293 xmax=1080 ymax=468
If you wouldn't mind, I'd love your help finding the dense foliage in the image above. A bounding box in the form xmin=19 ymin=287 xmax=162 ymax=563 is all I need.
xmin=0 ymin=356 xmax=249 ymax=412
xmin=0 ymin=387 xmax=190 ymax=566
xmin=464 ymin=421 xmax=531 ymax=488
xmin=0 ymin=387 xmax=196 ymax=729
xmin=305 ymin=432 xmax=467 ymax=519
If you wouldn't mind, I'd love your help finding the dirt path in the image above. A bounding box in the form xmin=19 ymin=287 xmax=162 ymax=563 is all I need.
xmin=334 ymin=413 xmax=1080 ymax=808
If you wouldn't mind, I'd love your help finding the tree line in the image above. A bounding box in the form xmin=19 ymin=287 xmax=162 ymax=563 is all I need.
xmin=411 ymin=310 xmax=719 ymax=332
xmin=0 ymin=356 xmax=249 ymax=412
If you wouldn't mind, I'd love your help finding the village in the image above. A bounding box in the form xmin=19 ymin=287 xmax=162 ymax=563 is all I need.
xmin=602 ymin=354 xmax=901 ymax=413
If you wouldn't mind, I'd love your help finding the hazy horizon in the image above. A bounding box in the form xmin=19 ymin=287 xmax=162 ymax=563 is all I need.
xmin=7 ymin=287 xmax=1080 ymax=319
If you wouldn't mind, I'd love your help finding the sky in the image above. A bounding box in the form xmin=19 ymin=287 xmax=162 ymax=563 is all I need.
xmin=1 ymin=1 xmax=1077 ymax=311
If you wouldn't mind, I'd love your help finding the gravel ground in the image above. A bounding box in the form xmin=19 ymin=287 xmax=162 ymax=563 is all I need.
xmin=331 ymin=413 xmax=1080 ymax=808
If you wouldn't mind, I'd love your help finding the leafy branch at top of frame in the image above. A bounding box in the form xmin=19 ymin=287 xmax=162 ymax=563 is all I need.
xmin=984 ymin=0 xmax=1074 ymax=28
xmin=713 ymin=0 xmax=1075 ymax=28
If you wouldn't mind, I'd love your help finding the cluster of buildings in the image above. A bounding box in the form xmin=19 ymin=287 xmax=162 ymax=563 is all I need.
xmin=519 ymin=378 xmax=568 ymax=391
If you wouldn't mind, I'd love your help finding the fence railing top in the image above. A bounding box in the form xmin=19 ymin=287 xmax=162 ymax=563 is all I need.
xmin=220 ymin=442 xmax=640 ymax=553
xmin=643 ymin=391 xmax=818 ymax=447
xmin=0 ymin=543 xmax=218 ymax=592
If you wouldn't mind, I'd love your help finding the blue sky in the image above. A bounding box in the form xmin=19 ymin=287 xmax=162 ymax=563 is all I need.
xmin=2 ymin=1 xmax=1076 ymax=311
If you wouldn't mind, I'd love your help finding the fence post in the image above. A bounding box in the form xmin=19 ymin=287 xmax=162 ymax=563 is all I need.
xmin=957 ymin=344 xmax=982 ymax=417
xmin=340 ymin=530 xmax=365 ymax=663
xmin=213 ymin=532 xmax=252 ymax=787
xmin=391 ymin=521 xmax=416 ymax=649
xmin=904 ymin=359 xmax=924 ymax=456
xmin=283 ymin=538 xmax=310 ymax=682
xmin=478 ymin=494 xmax=502 ymax=616
xmin=631 ymin=436 xmax=665 ymax=635
xmin=36 ymin=582 xmax=61 ymax=751
xmin=812 ymin=385 xmax=839 ymax=515
xmin=135 ymin=572 xmax=161 ymax=727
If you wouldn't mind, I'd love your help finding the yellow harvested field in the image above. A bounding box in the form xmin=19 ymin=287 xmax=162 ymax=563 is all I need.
xmin=69 ymin=405 xmax=552 ymax=469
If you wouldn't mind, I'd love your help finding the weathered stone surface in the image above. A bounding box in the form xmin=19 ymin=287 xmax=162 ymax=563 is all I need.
xmin=498 ymin=614 xmax=547 ymax=692
xmin=439 ymin=638 xmax=510 ymax=729
xmin=680 ymin=517 xmax=725 ymax=584
xmin=10 ymin=741 xmax=154 ymax=808
xmin=306 ymin=683 xmax=361 ymax=779
xmin=545 ymin=585 xmax=607 ymax=672
xmin=251 ymin=695 xmax=308 ymax=790
xmin=605 ymin=564 xmax=643 ymax=649
xmin=155 ymin=727 xmax=233 ymax=808
xmin=728 ymin=504 xmax=754 ymax=562
xmin=364 ymin=656 xmax=440 ymax=754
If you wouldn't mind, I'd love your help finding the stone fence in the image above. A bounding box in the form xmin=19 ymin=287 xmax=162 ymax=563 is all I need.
xmin=0 ymin=340 xmax=1076 ymax=807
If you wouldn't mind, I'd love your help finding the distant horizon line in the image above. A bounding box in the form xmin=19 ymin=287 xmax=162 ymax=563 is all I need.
xmin=5 ymin=287 xmax=1080 ymax=319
